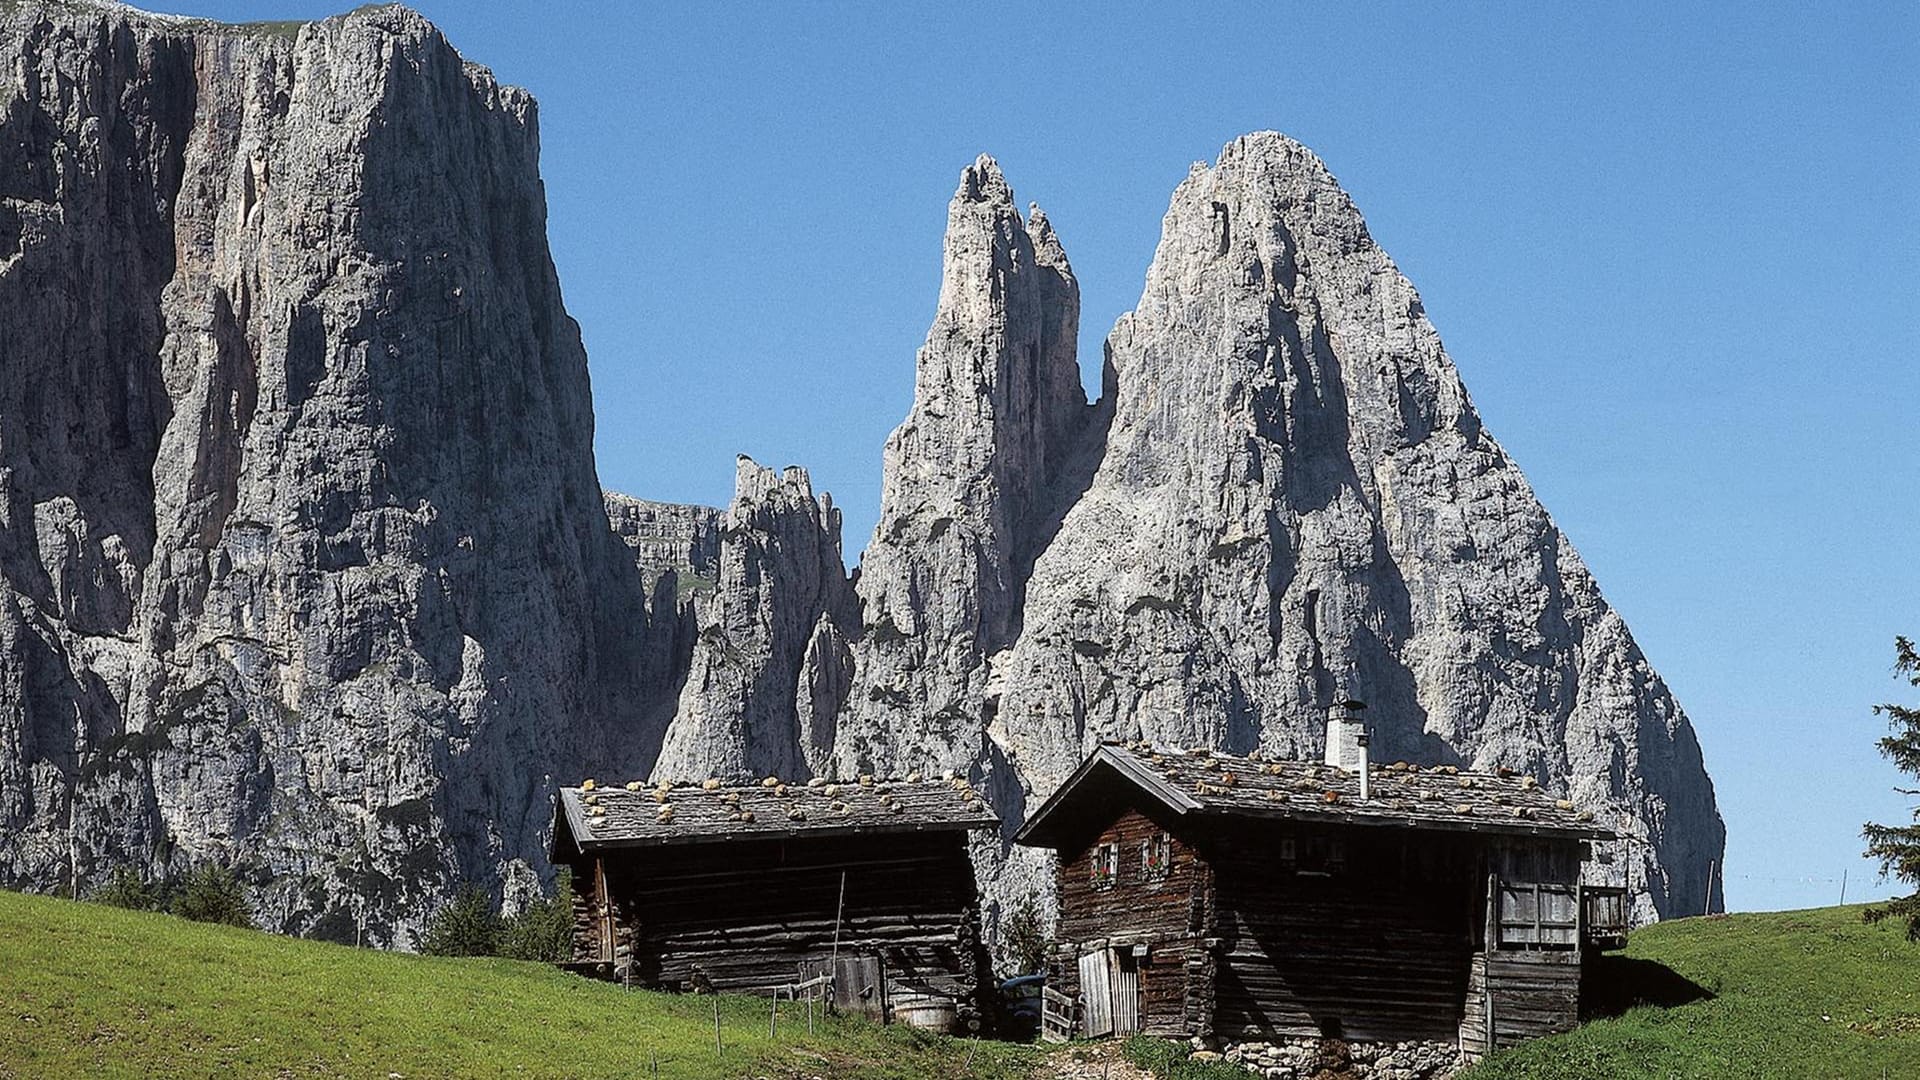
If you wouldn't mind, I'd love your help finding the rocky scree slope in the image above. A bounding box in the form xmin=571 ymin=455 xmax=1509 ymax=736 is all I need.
xmin=0 ymin=1 xmax=670 ymax=942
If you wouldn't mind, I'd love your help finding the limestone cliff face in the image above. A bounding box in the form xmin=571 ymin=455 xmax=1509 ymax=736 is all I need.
xmin=0 ymin=2 xmax=661 ymax=941
xmin=604 ymin=492 xmax=721 ymax=595
xmin=0 ymin=1 xmax=1721 ymax=936
xmin=835 ymin=136 xmax=1723 ymax=920
xmin=838 ymin=157 xmax=1096 ymax=780
xmin=651 ymin=458 xmax=856 ymax=784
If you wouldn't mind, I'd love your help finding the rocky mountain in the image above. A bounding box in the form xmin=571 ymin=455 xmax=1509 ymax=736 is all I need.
xmin=0 ymin=3 xmax=1721 ymax=937
xmin=976 ymin=135 xmax=1723 ymax=922
xmin=651 ymin=458 xmax=856 ymax=785
xmin=837 ymin=157 xmax=1098 ymax=781
xmin=0 ymin=1 xmax=668 ymax=942
xmin=797 ymin=134 xmax=1718 ymax=923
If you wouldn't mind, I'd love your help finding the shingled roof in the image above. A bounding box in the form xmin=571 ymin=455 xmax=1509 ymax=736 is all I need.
xmin=551 ymin=771 xmax=999 ymax=855
xmin=1015 ymin=743 xmax=1614 ymax=848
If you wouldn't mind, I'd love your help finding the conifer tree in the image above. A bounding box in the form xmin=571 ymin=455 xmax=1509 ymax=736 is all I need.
xmin=420 ymin=884 xmax=502 ymax=957
xmin=1863 ymin=636 xmax=1920 ymax=939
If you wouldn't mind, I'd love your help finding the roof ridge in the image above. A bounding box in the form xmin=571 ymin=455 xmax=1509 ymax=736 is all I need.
xmin=1017 ymin=740 xmax=1614 ymax=847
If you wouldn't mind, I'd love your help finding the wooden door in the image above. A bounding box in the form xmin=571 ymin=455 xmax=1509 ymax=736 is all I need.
xmin=1110 ymin=949 xmax=1141 ymax=1034
xmin=1079 ymin=951 xmax=1113 ymax=1037
xmin=592 ymin=857 xmax=613 ymax=962
xmin=803 ymin=955 xmax=887 ymax=1021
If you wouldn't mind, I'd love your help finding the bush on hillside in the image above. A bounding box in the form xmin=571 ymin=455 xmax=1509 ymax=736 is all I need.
xmin=498 ymin=870 xmax=573 ymax=962
xmin=169 ymin=863 xmax=253 ymax=928
xmin=420 ymin=884 xmax=502 ymax=957
xmin=90 ymin=867 xmax=164 ymax=912
xmin=999 ymin=890 xmax=1050 ymax=977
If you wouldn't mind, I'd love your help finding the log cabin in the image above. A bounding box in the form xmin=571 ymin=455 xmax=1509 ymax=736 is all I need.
xmin=549 ymin=772 xmax=998 ymax=1029
xmin=1015 ymin=712 xmax=1625 ymax=1060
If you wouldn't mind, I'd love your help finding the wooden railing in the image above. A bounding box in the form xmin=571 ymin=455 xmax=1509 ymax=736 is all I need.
xmin=1040 ymin=986 xmax=1078 ymax=1043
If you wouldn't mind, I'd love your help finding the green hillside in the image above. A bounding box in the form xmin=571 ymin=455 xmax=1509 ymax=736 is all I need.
xmin=0 ymin=889 xmax=1036 ymax=1079
xmin=1464 ymin=904 xmax=1920 ymax=1079
xmin=6 ymin=889 xmax=1916 ymax=1079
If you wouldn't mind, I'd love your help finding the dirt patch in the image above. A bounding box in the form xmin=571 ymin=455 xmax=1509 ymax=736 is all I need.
xmin=1040 ymin=1041 xmax=1157 ymax=1079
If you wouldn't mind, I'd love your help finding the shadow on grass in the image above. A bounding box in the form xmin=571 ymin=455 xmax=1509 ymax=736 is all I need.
xmin=1581 ymin=954 xmax=1714 ymax=1020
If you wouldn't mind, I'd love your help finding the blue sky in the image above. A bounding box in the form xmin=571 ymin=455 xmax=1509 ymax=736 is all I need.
xmin=163 ymin=1 xmax=1916 ymax=913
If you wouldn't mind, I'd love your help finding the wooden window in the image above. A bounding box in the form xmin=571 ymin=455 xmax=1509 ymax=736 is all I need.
xmin=1497 ymin=880 xmax=1579 ymax=949
xmin=1091 ymin=842 xmax=1119 ymax=891
xmin=1289 ymin=836 xmax=1347 ymax=877
xmin=1140 ymin=832 xmax=1172 ymax=881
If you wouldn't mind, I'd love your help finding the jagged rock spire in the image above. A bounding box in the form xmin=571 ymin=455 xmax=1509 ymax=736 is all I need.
xmin=838 ymin=155 xmax=1093 ymax=777
xmin=0 ymin=2 xmax=660 ymax=941
xmin=652 ymin=458 xmax=856 ymax=783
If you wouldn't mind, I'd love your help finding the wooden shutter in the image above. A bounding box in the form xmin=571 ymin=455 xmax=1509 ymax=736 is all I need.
xmin=1498 ymin=881 xmax=1579 ymax=948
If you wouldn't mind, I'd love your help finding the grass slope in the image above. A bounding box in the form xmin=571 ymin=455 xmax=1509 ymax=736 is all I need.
xmin=1465 ymin=905 xmax=1920 ymax=1079
xmin=0 ymin=890 xmax=1037 ymax=1079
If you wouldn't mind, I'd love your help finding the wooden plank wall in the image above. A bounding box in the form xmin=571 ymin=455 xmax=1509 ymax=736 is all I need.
xmin=1459 ymin=950 xmax=1582 ymax=1051
xmin=566 ymin=856 xmax=631 ymax=972
xmin=1205 ymin=825 xmax=1482 ymax=1044
xmin=602 ymin=832 xmax=988 ymax=1009
xmin=1459 ymin=836 xmax=1586 ymax=1050
xmin=1047 ymin=809 xmax=1592 ymax=1049
xmin=1052 ymin=805 xmax=1203 ymax=1036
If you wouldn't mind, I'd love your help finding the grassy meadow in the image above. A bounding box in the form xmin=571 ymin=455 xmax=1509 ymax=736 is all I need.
xmin=1463 ymin=904 xmax=1920 ymax=1079
xmin=0 ymin=889 xmax=1036 ymax=1079
xmin=4 ymin=887 xmax=1917 ymax=1078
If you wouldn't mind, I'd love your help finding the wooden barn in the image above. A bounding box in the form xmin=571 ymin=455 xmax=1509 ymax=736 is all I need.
xmin=549 ymin=772 xmax=997 ymax=1028
xmin=1015 ymin=722 xmax=1624 ymax=1057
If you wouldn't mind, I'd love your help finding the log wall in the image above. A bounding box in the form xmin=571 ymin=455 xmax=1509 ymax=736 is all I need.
xmin=568 ymin=832 xmax=989 ymax=1015
xmin=1040 ymin=796 xmax=1593 ymax=1051
xmin=1459 ymin=950 xmax=1582 ymax=1051
xmin=1051 ymin=804 xmax=1203 ymax=1036
xmin=1204 ymin=824 xmax=1483 ymax=1044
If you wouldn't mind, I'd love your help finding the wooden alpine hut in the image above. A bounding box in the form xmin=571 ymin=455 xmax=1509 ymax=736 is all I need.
xmin=1015 ymin=704 xmax=1625 ymax=1060
xmin=550 ymin=770 xmax=998 ymax=1030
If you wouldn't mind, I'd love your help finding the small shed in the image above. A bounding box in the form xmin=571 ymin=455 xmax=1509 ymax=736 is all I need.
xmin=549 ymin=772 xmax=998 ymax=1027
xmin=1015 ymin=735 xmax=1621 ymax=1057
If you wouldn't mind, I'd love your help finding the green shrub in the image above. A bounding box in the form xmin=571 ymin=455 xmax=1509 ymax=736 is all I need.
xmin=169 ymin=863 xmax=253 ymax=928
xmin=1122 ymin=1035 xmax=1259 ymax=1080
xmin=999 ymin=890 xmax=1050 ymax=977
xmin=419 ymin=884 xmax=502 ymax=957
xmin=498 ymin=871 xmax=574 ymax=962
xmin=89 ymin=867 xmax=163 ymax=912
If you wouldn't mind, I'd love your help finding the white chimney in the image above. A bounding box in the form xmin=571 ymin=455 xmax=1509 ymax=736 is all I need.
xmin=1356 ymin=729 xmax=1371 ymax=802
xmin=1324 ymin=699 xmax=1367 ymax=770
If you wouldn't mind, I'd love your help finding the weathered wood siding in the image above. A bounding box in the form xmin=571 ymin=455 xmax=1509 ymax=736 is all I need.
xmin=582 ymin=832 xmax=988 ymax=1012
xmin=1044 ymin=800 xmax=1594 ymax=1049
xmin=1458 ymin=836 xmax=1587 ymax=1050
xmin=1204 ymin=824 xmax=1484 ymax=1044
xmin=564 ymin=855 xmax=629 ymax=972
xmin=1052 ymin=805 xmax=1201 ymax=1036
xmin=1459 ymin=950 xmax=1582 ymax=1051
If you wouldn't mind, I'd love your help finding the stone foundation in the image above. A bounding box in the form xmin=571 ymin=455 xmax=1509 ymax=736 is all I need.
xmin=1219 ymin=1037 xmax=1469 ymax=1080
